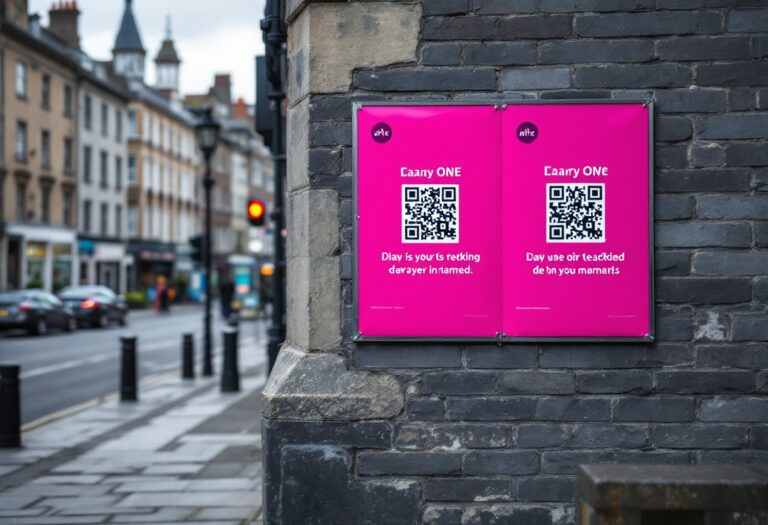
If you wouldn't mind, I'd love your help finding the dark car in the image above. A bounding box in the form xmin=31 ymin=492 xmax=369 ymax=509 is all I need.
xmin=0 ymin=290 xmax=77 ymax=335
xmin=58 ymin=285 xmax=128 ymax=328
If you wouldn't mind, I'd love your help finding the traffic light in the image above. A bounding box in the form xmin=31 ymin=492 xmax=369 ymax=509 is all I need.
xmin=248 ymin=199 xmax=266 ymax=226
xmin=189 ymin=234 xmax=204 ymax=263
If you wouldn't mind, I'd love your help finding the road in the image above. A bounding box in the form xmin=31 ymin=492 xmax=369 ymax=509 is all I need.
xmin=0 ymin=305 xmax=267 ymax=424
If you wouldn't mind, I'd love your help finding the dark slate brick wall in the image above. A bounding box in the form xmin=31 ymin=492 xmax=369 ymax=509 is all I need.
xmin=294 ymin=1 xmax=768 ymax=524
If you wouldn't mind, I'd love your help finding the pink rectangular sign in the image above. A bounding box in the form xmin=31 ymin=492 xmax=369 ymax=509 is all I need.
xmin=501 ymin=104 xmax=651 ymax=338
xmin=357 ymin=106 xmax=502 ymax=338
xmin=355 ymin=103 xmax=652 ymax=340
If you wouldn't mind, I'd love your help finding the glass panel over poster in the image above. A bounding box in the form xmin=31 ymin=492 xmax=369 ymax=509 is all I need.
xmin=356 ymin=106 xmax=503 ymax=338
xmin=354 ymin=101 xmax=653 ymax=342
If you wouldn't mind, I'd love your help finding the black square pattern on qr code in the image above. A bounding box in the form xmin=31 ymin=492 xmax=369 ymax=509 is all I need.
xmin=547 ymin=183 xmax=605 ymax=243
xmin=402 ymin=184 xmax=459 ymax=243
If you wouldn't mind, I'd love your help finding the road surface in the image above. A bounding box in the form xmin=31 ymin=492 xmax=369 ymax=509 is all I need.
xmin=0 ymin=305 xmax=267 ymax=424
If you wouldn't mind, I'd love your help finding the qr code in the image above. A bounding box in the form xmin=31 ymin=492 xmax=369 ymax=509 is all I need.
xmin=547 ymin=184 xmax=605 ymax=243
xmin=402 ymin=185 xmax=459 ymax=243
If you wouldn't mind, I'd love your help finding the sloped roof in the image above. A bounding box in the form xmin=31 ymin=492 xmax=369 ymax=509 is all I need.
xmin=155 ymin=38 xmax=180 ymax=64
xmin=113 ymin=0 xmax=144 ymax=53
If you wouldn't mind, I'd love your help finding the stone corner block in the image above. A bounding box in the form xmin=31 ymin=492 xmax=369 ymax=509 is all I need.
xmin=262 ymin=345 xmax=404 ymax=421
xmin=288 ymin=1 xmax=421 ymax=100
xmin=287 ymin=97 xmax=310 ymax=192
xmin=288 ymin=188 xmax=339 ymax=259
xmin=287 ymin=255 xmax=341 ymax=350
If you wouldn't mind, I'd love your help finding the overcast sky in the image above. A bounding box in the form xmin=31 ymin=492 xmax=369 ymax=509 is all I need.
xmin=30 ymin=0 xmax=266 ymax=103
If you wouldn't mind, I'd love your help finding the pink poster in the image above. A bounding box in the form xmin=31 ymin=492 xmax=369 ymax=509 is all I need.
xmin=501 ymin=104 xmax=651 ymax=338
xmin=356 ymin=105 xmax=502 ymax=338
xmin=356 ymin=103 xmax=652 ymax=340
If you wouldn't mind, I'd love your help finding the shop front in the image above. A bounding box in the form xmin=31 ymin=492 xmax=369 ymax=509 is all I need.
xmin=2 ymin=223 xmax=77 ymax=292
xmin=78 ymin=238 xmax=130 ymax=293
xmin=126 ymin=240 xmax=176 ymax=292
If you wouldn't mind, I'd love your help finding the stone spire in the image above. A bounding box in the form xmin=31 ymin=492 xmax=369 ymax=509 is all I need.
xmin=112 ymin=0 xmax=146 ymax=80
xmin=154 ymin=15 xmax=181 ymax=93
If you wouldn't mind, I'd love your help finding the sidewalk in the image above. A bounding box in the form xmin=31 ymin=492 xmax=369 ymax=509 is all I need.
xmin=0 ymin=339 xmax=267 ymax=525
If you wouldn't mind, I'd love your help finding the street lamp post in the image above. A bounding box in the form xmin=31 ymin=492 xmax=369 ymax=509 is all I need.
xmin=196 ymin=107 xmax=220 ymax=377
xmin=261 ymin=0 xmax=287 ymax=373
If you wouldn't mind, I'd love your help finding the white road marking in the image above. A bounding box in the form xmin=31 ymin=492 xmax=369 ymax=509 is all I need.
xmin=20 ymin=337 xmax=256 ymax=379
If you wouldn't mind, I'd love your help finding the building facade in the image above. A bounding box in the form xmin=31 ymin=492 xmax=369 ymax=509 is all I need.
xmin=111 ymin=0 xmax=199 ymax=291
xmin=123 ymin=91 xmax=198 ymax=290
xmin=0 ymin=1 xmax=78 ymax=292
xmin=263 ymin=2 xmax=768 ymax=524
xmin=186 ymin=76 xmax=275 ymax=298
xmin=38 ymin=1 xmax=133 ymax=294
xmin=76 ymin=72 xmax=130 ymax=293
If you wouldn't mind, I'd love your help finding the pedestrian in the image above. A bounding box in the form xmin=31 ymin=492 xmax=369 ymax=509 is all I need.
xmin=219 ymin=272 xmax=235 ymax=319
xmin=154 ymin=276 xmax=170 ymax=313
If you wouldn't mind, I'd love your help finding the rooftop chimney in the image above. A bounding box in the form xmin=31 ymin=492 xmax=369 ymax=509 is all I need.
xmin=233 ymin=97 xmax=249 ymax=119
xmin=212 ymin=74 xmax=232 ymax=115
xmin=48 ymin=1 xmax=80 ymax=49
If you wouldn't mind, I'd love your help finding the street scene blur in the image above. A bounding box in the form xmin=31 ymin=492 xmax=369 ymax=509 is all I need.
xmin=1 ymin=0 xmax=276 ymax=522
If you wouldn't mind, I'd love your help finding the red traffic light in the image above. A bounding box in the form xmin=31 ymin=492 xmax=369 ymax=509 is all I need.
xmin=248 ymin=199 xmax=266 ymax=226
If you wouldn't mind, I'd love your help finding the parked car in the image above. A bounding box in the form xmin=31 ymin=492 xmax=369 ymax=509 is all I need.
xmin=58 ymin=285 xmax=128 ymax=328
xmin=0 ymin=290 xmax=77 ymax=335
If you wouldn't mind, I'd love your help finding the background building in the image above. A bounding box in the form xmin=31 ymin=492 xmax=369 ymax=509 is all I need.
xmin=111 ymin=0 xmax=199 ymax=292
xmin=186 ymin=74 xmax=274 ymax=300
xmin=1 ymin=0 xmax=273 ymax=303
xmin=75 ymin=71 xmax=130 ymax=293
xmin=0 ymin=0 xmax=78 ymax=292
xmin=36 ymin=2 xmax=133 ymax=294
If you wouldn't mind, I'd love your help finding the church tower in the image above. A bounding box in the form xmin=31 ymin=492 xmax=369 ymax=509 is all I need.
xmin=112 ymin=0 xmax=145 ymax=80
xmin=154 ymin=17 xmax=181 ymax=94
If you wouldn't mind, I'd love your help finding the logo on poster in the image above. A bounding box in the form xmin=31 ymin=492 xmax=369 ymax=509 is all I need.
xmin=372 ymin=122 xmax=392 ymax=143
xmin=516 ymin=122 xmax=538 ymax=143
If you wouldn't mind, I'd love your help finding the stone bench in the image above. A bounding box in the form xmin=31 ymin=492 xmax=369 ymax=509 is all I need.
xmin=577 ymin=464 xmax=768 ymax=525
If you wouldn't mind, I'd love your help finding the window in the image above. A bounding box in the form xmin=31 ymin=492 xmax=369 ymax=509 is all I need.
xmin=16 ymin=182 xmax=27 ymax=221
xmin=100 ymin=203 xmax=108 ymax=236
xmin=100 ymin=151 xmax=108 ymax=188
xmin=64 ymin=138 xmax=73 ymax=173
xmin=115 ymin=205 xmax=123 ymax=237
xmin=127 ymin=206 xmax=137 ymax=236
xmin=82 ymin=200 xmax=92 ymax=233
xmin=128 ymin=155 xmax=137 ymax=184
xmin=143 ymin=205 xmax=150 ymax=237
xmin=64 ymin=85 xmax=73 ymax=117
xmin=63 ymin=188 xmax=73 ymax=226
xmin=84 ymin=95 xmax=92 ymax=130
xmin=15 ymin=121 xmax=27 ymax=161
xmin=127 ymin=110 xmax=137 ymax=138
xmin=115 ymin=156 xmax=123 ymax=190
xmin=101 ymin=103 xmax=108 ymax=136
xmin=41 ymin=130 xmax=51 ymax=169
xmin=83 ymin=146 xmax=92 ymax=183
xmin=42 ymin=74 xmax=51 ymax=109
xmin=15 ymin=62 xmax=26 ymax=98
xmin=41 ymin=185 xmax=51 ymax=223
xmin=116 ymin=110 xmax=123 ymax=142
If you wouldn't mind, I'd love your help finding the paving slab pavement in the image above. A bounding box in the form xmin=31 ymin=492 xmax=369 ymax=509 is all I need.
xmin=0 ymin=335 xmax=267 ymax=525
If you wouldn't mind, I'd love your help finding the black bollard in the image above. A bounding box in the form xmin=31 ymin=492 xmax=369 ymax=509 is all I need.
xmin=182 ymin=333 xmax=195 ymax=380
xmin=0 ymin=365 xmax=21 ymax=448
xmin=120 ymin=335 xmax=138 ymax=402
xmin=220 ymin=327 xmax=240 ymax=393
xmin=227 ymin=314 xmax=239 ymax=352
